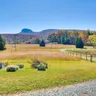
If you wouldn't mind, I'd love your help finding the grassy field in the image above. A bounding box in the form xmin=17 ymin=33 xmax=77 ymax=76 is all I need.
xmin=0 ymin=44 xmax=96 ymax=94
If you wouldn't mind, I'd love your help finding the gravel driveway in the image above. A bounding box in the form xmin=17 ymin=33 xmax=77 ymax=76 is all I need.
xmin=15 ymin=79 xmax=96 ymax=96
xmin=3 ymin=79 xmax=96 ymax=96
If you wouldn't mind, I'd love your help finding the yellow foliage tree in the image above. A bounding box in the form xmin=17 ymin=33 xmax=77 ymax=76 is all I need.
xmin=88 ymin=35 xmax=96 ymax=47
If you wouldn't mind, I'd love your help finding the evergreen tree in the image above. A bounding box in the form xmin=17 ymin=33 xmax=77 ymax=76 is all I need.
xmin=40 ymin=40 xmax=45 ymax=47
xmin=0 ymin=35 xmax=6 ymax=50
xmin=76 ymin=37 xmax=84 ymax=48
xmin=62 ymin=35 xmax=70 ymax=44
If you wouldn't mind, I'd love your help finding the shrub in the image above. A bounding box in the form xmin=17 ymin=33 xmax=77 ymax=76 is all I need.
xmin=17 ymin=64 xmax=24 ymax=69
xmin=31 ymin=59 xmax=41 ymax=68
xmin=37 ymin=63 xmax=46 ymax=71
xmin=6 ymin=65 xmax=19 ymax=72
xmin=40 ymin=61 xmax=48 ymax=69
xmin=0 ymin=35 xmax=6 ymax=50
xmin=40 ymin=40 xmax=45 ymax=47
xmin=76 ymin=37 xmax=84 ymax=48
xmin=4 ymin=62 xmax=8 ymax=67
xmin=29 ymin=58 xmax=48 ymax=69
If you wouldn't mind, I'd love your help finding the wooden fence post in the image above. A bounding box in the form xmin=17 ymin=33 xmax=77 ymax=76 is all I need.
xmin=90 ymin=55 xmax=93 ymax=62
xmin=80 ymin=53 xmax=82 ymax=59
xmin=76 ymin=52 xmax=77 ymax=56
xmin=86 ymin=53 xmax=87 ymax=60
xmin=75 ymin=52 xmax=76 ymax=56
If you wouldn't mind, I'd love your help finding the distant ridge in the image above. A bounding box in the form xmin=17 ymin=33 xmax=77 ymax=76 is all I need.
xmin=0 ymin=28 xmax=90 ymax=44
xmin=19 ymin=28 xmax=85 ymax=37
xmin=19 ymin=28 xmax=59 ymax=37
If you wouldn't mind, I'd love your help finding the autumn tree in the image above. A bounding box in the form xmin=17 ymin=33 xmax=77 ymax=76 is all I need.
xmin=88 ymin=35 xmax=96 ymax=48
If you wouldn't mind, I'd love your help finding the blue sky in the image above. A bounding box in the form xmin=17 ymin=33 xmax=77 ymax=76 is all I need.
xmin=0 ymin=0 xmax=96 ymax=33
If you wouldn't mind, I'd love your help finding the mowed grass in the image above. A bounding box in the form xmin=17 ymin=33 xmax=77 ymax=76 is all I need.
xmin=0 ymin=44 xmax=96 ymax=94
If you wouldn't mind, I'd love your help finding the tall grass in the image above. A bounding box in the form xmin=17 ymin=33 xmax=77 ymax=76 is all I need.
xmin=0 ymin=44 xmax=96 ymax=94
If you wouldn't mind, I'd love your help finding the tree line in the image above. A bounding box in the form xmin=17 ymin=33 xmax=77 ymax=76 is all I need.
xmin=0 ymin=29 xmax=96 ymax=50
xmin=47 ymin=30 xmax=96 ymax=47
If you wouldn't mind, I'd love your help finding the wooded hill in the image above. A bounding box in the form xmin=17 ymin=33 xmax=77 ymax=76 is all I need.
xmin=1 ymin=29 xmax=96 ymax=46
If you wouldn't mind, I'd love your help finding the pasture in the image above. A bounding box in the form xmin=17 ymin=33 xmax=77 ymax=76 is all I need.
xmin=0 ymin=44 xmax=96 ymax=94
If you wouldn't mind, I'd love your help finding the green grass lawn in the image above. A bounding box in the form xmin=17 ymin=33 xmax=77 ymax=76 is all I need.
xmin=0 ymin=59 xmax=96 ymax=94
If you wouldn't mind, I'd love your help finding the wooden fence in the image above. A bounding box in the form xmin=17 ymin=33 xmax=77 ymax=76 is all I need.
xmin=66 ymin=50 xmax=96 ymax=62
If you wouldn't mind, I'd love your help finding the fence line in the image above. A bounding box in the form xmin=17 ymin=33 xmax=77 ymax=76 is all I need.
xmin=66 ymin=50 xmax=96 ymax=62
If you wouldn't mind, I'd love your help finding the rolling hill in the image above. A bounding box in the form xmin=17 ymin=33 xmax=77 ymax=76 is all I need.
xmin=19 ymin=28 xmax=58 ymax=37
xmin=1 ymin=28 xmax=85 ymax=44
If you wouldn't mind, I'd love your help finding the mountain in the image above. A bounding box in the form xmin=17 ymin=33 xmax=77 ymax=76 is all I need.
xmin=1 ymin=29 xmax=59 ymax=44
xmin=1 ymin=28 xmax=86 ymax=44
xmin=39 ymin=29 xmax=58 ymax=37
xmin=20 ymin=28 xmax=34 ymax=34
xmin=19 ymin=28 xmax=83 ymax=37
xmin=19 ymin=28 xmax=59 ymax=37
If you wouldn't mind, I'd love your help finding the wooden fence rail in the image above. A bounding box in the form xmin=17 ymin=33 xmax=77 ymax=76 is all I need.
xmin=66 ymin=50 xmax=96 ymax=62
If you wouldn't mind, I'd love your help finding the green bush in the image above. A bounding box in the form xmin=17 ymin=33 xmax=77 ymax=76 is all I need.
xmin=0 ymin=35 xmax=6 ymax=50
xmin=40 ymin=61 xmax=48 ymax=69
xmin=40 ymin=40 xmax=45 ymax=47
xmin=6 ymin=65 xmax=19 ymax=72
xmin=37 ymin=63 xmax=46 ymax=71
xmin=76 ymin=37 xmax=84 ymax=48
xmin=17 ymin=64 xmax=24 ymax=69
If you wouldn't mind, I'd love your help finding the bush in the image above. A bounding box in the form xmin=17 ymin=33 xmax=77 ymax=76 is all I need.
xmin=40 ymin=61 xmax=48 ymax=69
xmin=17 ymin=64 xmax=24 ymax=69
xmin=76 ymin=37 xmax=84 ymax=48
xmin=29 ymin=58 xmax=48 ymax=69
xmin=40 ymin=40 xmax=45 ymax=47
xmin=37 ymin=63 xmax=46 ymax=71
xmin=31 ymin=59 xmax=41 ymax=68
xmin=4 ymin=62 xmax=8 ymax=67
xmin=6 ymin=65 xmax=19 ymax=72
xmin=0 ymin=35 xmax=6 ymax=50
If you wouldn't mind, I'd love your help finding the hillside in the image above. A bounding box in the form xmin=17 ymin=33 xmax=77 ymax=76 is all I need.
xmin=19 ymin=28 xmax=58 ymax=37
xmin=1 ymin=34 xmax=37 ymax=44
xmin=19 ymin=28 xmax=83 ymax=37
xmin=1 ymin=29 xmax=86 ymax=44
